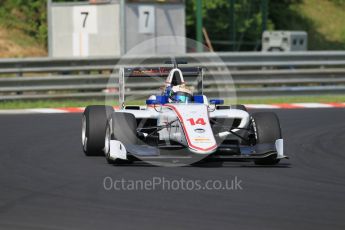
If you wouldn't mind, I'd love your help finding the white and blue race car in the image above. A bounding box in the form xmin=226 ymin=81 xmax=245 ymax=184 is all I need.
xmin=82 ymin=61 xmax=287 ymax=166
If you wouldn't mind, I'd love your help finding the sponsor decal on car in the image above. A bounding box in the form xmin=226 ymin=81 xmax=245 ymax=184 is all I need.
xmin=193 ymin=138 xmax=211 ymax=143
xmin=194 ymin=128 xmax=205 ymax=133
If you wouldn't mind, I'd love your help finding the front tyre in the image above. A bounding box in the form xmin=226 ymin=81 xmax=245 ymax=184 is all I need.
xmin=82 ymin=105 xmax=114 ymax=156
xmin=251 ymin=112 xmax=282 ymax=165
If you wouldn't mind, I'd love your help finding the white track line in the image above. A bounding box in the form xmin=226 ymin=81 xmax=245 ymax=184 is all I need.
xmin=245 ymin=104 xmax=280 ymax=109
xmin=291 ymin=103 xmax=332 ymax=108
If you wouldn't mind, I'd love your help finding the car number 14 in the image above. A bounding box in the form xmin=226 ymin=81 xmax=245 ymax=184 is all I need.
xmin=187 ymin=118 xmax=206 ymax=126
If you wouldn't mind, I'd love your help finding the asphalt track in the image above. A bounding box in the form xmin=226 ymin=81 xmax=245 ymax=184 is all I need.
xmin=0 ymin=108 xmax=344 ymax=230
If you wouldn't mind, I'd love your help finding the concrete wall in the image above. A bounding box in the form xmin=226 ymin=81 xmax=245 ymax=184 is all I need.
xmin=125 ymin=3 xmax=186 ymax=55
xmin=50 ymin=2 xmax=121 ymax=57
xmin=49 ymin=1 xmax=185 ymax=57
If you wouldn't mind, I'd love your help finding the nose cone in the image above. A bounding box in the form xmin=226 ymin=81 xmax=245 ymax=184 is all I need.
xmin=165 ymin=104 xmax=217 ymax=154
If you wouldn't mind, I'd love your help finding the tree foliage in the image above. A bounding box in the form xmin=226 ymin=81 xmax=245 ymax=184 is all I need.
xmin=186 ymin=0 xmax=274 ymax=51
xmin=0 ymin=0 xmax=47 ymax=46
xmin=0 ymin=0 xmax=343 ymax=51
xmin=0 ymin=0 xmax=78 ymax=48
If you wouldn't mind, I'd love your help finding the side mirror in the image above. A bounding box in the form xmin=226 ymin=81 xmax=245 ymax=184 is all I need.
xmin=146 ymin=96 xmax=168 ymax=105
xmin=146 ymin=99 xmax=157 ymax=105
xmin=193 ymin=95 xmax=204 ymax=104
xmin=209 ymin=99 xmax=224 ymax=105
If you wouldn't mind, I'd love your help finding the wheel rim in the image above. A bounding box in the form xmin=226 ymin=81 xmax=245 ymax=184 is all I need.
xmin=104 ymin=123 xmax=111 ymax=157
xmin=82 ymin=115 xmax=87 ymax=152
xmin=250 ymin=117 xmax=258 ymax=140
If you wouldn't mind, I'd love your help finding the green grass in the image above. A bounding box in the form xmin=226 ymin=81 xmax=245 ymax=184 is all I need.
xmin=0 ymin=100 xmax=115 ymax=110
xmin=0 ymin=95 xmax=344 ymax=110
xmin=236 ymin=95 xmax=345 ymax=104
xmin=289 ymin=0 xmax=345 ymax=50
xmin=0 ymin=27 xmax=46 ymax=58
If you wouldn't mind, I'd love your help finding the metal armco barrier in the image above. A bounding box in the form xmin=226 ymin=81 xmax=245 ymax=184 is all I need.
xmin=0 ymin=51 xmax=344 ymax=100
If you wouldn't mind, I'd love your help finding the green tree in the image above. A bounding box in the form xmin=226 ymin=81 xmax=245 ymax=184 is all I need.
xmin=186 ymin=0 xmax=273 ymax=51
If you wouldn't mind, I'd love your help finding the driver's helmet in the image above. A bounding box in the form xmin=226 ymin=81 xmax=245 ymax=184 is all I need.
xmin=171 ymin=85 xmax=193 ymax=103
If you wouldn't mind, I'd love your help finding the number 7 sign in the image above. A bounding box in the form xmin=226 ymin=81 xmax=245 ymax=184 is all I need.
xmin=73 ymin=6 xmax=98 ymax=34
xmin=138 ymin=5 xmax=155 ymax=34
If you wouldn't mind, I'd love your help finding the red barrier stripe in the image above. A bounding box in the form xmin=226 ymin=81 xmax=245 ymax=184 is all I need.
xmin=273 ymin=103 xmax=304 ymax=109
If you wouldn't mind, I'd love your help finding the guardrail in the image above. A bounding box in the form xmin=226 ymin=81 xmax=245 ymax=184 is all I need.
xmin=0 ymin=51 xmax=345 ymax=101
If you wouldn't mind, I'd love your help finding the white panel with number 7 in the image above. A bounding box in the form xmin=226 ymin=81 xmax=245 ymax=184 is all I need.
xmin=73 ymin=6 xmax=98 ymax=34
xmin=138 ymin=5 xmax=155 ymax=34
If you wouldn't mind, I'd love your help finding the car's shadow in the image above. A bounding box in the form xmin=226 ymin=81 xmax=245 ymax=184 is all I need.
xmin=86 ymin=153 xmax=291 ymax=168
xmin=106 ymin=160 xmax=291 ymax=168
xmin=189 ymin=161 xmax=291 ymax=168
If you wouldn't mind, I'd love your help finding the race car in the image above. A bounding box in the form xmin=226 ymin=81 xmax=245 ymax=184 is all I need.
xmin=82 ymin=61 xmax=287 ymax=166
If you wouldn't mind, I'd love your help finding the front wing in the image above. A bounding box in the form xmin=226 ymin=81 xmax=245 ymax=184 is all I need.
xmin=108 ymin=138 xmax=286 ymax=162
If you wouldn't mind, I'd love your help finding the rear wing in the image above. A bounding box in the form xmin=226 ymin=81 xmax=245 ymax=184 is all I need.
xmin=119 ymin=67 xmax=204 ymax=106
xmin=123 ymin=67 xmax=202 ymax=77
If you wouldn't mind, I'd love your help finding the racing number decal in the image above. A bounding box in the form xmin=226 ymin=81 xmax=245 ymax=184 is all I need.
xmin=187 ymin=118 xmax=206 ymax=126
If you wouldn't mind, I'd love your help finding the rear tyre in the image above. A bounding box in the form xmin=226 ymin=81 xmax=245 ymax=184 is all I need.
xmin=251 ymin=112 xmax=281 ymax=165
xmin=105 ymin=112 xmax=137 ymax=164
xmin=82 ymin=105 xmax=114 ymax=156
